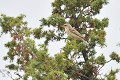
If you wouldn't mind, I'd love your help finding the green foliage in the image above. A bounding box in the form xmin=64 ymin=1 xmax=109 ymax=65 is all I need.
xmin=90 ymin=0 xmax=109 ymax=15
xmin=110 ymin=52 xmax=120 ymax=63
xmin=0 ymin=0 xmax=120 ymax=80
xmin=0 ymin=14 xmax=27 ymax=33
xmin=41 ymin=14 xmax=65 ymax=27
xmin=93 ymin=18 xmax=109 ymax=30
xmin=6 ymin=64 xmax=18 ymax=70
xmin=105 ymin=69 xmax=119 ymax=80
xmin=45 ymin=70 xmax=67 ymax=80
xmin=95 ymin=54 xmax=106 ymax=65
xmin=5 ymin=40 xmax=16 ymax=48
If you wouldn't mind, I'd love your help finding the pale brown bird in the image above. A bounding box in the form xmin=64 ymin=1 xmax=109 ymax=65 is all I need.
xmin=62 ymin=23 xmax=88 ymax=44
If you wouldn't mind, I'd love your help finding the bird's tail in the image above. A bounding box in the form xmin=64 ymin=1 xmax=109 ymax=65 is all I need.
xmin=81 ymin=38 xmax=89 ymax=45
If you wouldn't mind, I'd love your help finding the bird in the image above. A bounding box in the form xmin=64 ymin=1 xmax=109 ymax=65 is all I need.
xmin=62 ymin=23 xmax=88 ymax=44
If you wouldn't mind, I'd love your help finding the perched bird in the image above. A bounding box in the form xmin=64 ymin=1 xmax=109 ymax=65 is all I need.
xmin=62 ymin=23 xmax=88 ymax=44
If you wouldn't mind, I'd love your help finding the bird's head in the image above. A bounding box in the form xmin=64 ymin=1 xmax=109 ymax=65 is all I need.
xmin=62 ymin=23 xmax=72 ymax=29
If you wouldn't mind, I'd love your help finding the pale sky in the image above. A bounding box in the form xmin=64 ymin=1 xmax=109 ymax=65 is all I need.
xmin=0 ymin=0 xmax=120 ymax=80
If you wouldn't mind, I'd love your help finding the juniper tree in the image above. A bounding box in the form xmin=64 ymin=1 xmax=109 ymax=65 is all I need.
xmin=0 ymin=0 xmax=120 ymax=80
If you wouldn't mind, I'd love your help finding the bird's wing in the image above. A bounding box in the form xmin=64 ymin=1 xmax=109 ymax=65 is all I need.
xmin=68 ymin=27 xmax=85 ymax=39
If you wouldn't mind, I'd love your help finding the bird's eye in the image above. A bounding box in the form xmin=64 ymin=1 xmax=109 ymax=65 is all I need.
xmin=64 ymin=24 xmax=67 ymax=26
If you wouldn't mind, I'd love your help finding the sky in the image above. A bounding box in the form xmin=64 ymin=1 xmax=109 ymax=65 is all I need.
xmin=0 ymin=0 xmax=120 ymax=80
